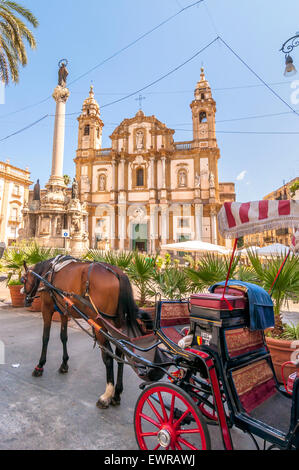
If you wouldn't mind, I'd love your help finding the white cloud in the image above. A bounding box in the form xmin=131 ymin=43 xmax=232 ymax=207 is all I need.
xmin=236 ymin=170 xmax=247 ymax=181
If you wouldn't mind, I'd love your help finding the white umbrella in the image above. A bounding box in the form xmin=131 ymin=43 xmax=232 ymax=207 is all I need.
xmin=256 ymin=243 xmax=289 ymax=257
xmin=237 ymin=246 xmax=260 ymax=256
xmin=161 ymin=240 xmax=229 ymax=255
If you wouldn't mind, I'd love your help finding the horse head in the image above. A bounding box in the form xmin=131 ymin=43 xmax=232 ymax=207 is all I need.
xmin=21 ymin=261 xmax=39 ymax=307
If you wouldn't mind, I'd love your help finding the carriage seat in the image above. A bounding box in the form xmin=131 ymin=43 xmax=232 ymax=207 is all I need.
xmin=157 ymin=301 xmax=190 ymax=345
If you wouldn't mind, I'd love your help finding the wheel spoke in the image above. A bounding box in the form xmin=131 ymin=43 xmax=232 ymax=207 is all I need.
xmin=169 ymin=393 xmax=176 ymax=424
xmin=146 ymin=398 xmax=163 ymax=424
xmin=175 ymin=442 xmax=183 ymax=450
xmin=140 ymin=412 xmax=161 ymax=428
xmin=153 ymin=444 xmax=161 ymax=450
xmin=174 ymin=408 xmax=190 ymax=428
xmin=177 ymin=437 xmax=198 ymax=450
xmin=157 ymin=391 xmax=168 ymax=422
xmin=140 ymin=431 xmax=159 ymax=437
xmin=177 ymin=428 xmax=202 ymax=434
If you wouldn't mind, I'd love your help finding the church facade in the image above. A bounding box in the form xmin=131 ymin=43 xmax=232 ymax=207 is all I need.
xmin=74 ymin=69 xmax=235 ymax=252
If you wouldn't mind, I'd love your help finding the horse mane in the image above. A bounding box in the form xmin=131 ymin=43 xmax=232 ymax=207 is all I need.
xmin=32 ymin=258 xmax=56 ymax=276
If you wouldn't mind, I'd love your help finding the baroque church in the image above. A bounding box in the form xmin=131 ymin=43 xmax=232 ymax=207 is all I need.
xmin=74 ymin=68 xmax=236 ymax=252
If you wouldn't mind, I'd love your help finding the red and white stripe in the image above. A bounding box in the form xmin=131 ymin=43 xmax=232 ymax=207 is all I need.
xmin=218 ymin=200 xmax=299 ymax=239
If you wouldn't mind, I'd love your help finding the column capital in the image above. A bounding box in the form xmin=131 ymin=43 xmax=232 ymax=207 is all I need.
xmin=52 ymin=85 xmax=70 ymax=103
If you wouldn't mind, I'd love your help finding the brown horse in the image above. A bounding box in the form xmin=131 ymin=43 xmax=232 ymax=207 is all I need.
xmin=21 ymin=257 xmax=151 ymax=409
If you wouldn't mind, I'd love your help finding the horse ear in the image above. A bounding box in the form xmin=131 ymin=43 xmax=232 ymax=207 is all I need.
xmin=23 ymin=261 xmax=28 ymax=272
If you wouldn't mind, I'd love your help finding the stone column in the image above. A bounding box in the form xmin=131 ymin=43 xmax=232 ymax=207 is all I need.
xmin=119 ymin=159 xmax=125 ymax=191
xmin=50 ymin=86 xmax=70 ymax=186
xmin=161 ymin=157 xmax=166 ymax=189
xmin=149 ymin=205 xmax=157 ymax=253
xmin=195 ymin=203 xmax=203 ymax=240
xmin=211 ymin=208 xmax=217 ymax=244
xmin=161 ymin=205 xmax=168 ymax=245
xmin=118 ymin=204 xmax=126 ymax=250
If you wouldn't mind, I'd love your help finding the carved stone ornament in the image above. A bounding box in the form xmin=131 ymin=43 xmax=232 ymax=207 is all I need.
xmin=52 ymin=85 xmax=70 ymax=103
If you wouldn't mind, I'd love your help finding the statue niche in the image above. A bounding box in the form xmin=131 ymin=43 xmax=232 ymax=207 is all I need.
xmin=135 ymin=129 xmax=145 ymax=151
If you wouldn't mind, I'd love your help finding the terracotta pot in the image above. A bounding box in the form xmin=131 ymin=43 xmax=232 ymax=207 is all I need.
xmin=28 ymin=296 xmax=42 ymax=312
xmin=266 ymin=336 xmax=297 ymax=383
xmin=9 ymin=284 xmax=25 ymax=308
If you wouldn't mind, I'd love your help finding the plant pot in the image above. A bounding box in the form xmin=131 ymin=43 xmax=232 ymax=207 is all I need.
xmin=28 ymin=296 xmax=42 ymax=312
xmin=266 ymin=336 xmax=297 ymax=383
xmin=8 ymin=284 xmax=25 ymax=308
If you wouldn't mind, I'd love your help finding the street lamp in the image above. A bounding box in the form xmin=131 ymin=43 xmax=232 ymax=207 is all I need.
xmin=280 ymin=33 xmax=299 ymax=77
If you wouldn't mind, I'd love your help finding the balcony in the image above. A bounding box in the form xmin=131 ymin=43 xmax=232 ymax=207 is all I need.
xmin=8 ymin=216 xmax=22 ymax=224
xmin=96 ymin=148 xmax=111 ymax=157
xmin=175 ymin=142 xmax=193 ymax=151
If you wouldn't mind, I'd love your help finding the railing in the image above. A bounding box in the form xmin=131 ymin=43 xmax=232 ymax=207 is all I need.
xmin=175 ymin=142 xmax=193 ymax=151
xmin=96 ymin=148 xmax=111 ymax=156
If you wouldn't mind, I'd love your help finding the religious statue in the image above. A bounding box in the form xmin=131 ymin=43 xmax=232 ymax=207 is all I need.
xmin=56 ymin=218 xmax=62 ymax=236
xmin=99 ymin=174 xmax=106 ymax=191
xmin=58 ymin=60 xmax=68 ymax=88
xmin=71 ymin=215 xmax=81 ymax=233
xmin=136 ymin=130 xmax=144 ymax=150
xmin=195 ymin=172 xmax=201 ymax=188
xmin=209 ymin=172 xmax=215 ymax=188
xmin=33 ymin=179 xmax=41 ymax=201
xmin=179 ymin=170 xmax=187 ymax=187
xmin=71 ymin=178 xmax=79 ymax=199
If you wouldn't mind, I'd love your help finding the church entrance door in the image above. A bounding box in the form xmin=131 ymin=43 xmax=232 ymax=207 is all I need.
xmin=132 ymin=223 xmax=148 ymax=252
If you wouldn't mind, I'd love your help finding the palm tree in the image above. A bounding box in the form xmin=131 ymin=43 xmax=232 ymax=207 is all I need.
xmin=0 ymin=1 xmax=38 ymax=84
xmin=126 ymin=252 xmax=156 ymax=306
xmin=247 ymin=251 xmax=299 ymax=333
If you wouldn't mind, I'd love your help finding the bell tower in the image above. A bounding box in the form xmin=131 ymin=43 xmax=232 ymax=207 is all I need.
xmin=190 ymin=68 xmax=217 ymax=147
xmin=77 ymin=85 xmax=104 ymax=152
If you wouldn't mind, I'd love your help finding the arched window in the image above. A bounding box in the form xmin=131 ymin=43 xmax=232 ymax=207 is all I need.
xmin=199 ymin=111 xmax=207 ymax=123
xmin=84 ymin=124 xmax=90 ymax=136
xmin=201 ymin=93 xmax=205 ymax=100
xmin=136 ymin=168 xmax=144 ymax=187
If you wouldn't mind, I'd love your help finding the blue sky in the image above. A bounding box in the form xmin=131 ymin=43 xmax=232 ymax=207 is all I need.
xmin=0 ymin=0 xmax=298 ymax=201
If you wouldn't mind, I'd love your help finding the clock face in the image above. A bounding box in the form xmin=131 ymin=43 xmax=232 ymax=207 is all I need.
xmin=199 ymin=123 xmax=208 ymax=138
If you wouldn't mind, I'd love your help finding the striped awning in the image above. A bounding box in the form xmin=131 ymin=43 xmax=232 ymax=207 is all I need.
xmin=218 ymin=200 xmax=299 ymax=239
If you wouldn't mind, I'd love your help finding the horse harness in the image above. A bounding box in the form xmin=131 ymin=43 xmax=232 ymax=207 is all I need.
xmin=39 ymin=257 xmax=119 ymax=326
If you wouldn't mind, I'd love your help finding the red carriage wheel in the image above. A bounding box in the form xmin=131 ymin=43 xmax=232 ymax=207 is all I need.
xmin=134 ymin=383 xmax=211 ymax=450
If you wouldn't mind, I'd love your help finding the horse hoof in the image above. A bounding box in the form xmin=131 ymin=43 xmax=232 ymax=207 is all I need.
xmin=111 ymin=397 xmax=121 ymax=406
xmin=59 ymin=365 xmax=69 ymax=374
xmin=32 ymin=368 xmax=43 ymax=377
xmin=96 ymin=398 xmax=109 ymax=409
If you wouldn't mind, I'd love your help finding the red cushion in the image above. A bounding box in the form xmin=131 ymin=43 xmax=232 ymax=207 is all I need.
xmin=214 ymin=286 xmax=247 ymax=298
xmin=190 ymin=293 xmax=246 ymax=310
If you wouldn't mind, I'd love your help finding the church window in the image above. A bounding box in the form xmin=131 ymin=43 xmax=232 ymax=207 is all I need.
xmin=97 ymin=128 xmax=100 ymax=139
xmin=136 ymin=168 xmax=144 ymax=187
xmin=84 ymin=124 xmax=90 ymax=136
xmin=87 ymin=109 xmax=90 ymax=116
xmin=199 ymin=111 xmax=207 ymax=123
xmin=201 ymin=93 xmax=205 ymax=100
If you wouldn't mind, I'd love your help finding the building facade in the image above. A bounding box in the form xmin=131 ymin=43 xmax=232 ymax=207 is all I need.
xmin=0 ymin=160 xmax=31 ymax=246
xmin=74 ymin=69 xmax=235 ymax=252
xmin=243 ymin=177 xmax=299 ymax=248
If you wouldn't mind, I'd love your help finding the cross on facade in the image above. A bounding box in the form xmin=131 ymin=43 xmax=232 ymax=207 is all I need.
xmin=135 ymin=94 xmax=146 ymax=110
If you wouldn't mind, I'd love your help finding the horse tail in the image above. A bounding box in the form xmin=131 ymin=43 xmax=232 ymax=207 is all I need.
xmin=117 ymin=273 xmax=139 ymax=328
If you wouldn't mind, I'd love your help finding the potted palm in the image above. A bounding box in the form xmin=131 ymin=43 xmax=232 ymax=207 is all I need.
xmin=1 ymin=249 xmax=27 ymax=307
xmin=126 ymin=252 xmax=156 ymax=308
xmin=247 ymin=251 xmax=299 ymax=382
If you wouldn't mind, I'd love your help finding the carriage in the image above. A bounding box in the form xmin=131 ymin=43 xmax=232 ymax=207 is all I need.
xmin=24 ymin=200 xmax=299 ymax=451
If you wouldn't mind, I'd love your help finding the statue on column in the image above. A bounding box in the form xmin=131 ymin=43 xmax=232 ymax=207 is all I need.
xmin=209 ymin=172 xmax=215 ymax=188
xmin=58 ymin=59 xmax=69 ymax=87
xmin=71 ymin=178 xmax=79 ymax=199
xmin=33 ymin=179 xmax=41 ymax=201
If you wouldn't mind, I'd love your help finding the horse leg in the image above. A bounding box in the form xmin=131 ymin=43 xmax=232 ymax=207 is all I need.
xmin=111 ymin=347 xmax=124 ymax=406
xmin=32 ymin=309 xmax=53 ymax=377
xmin=96 ymin=340 xmax=115 ymax=409
xmin=58 ymin=315 xmax=69 ymax=374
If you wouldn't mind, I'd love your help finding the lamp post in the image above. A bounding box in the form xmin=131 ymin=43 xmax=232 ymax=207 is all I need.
xmin=280 ymin=33 xmax=299 ymax=76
